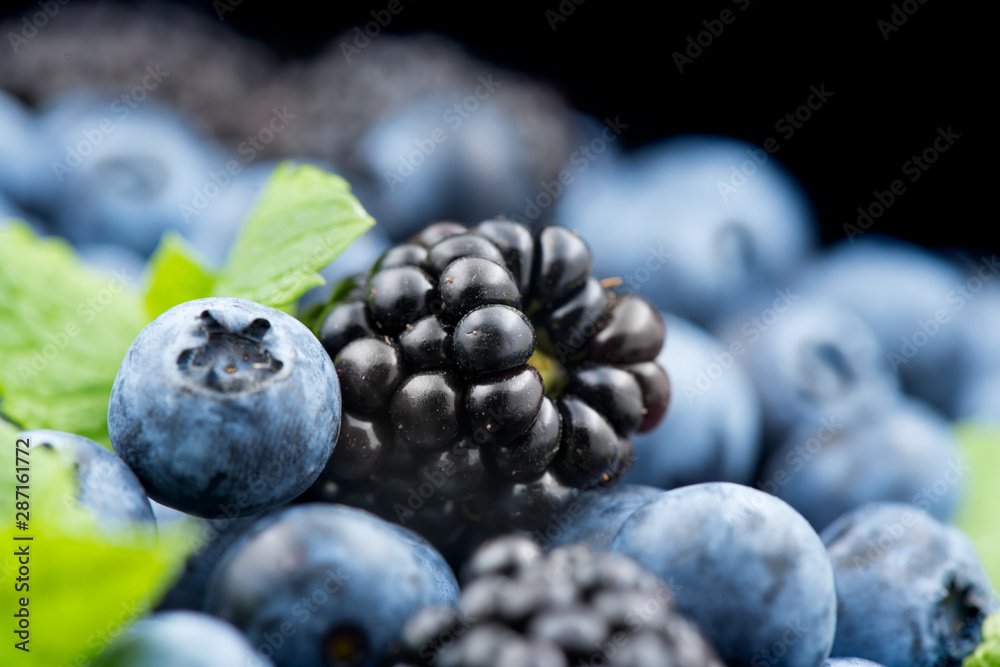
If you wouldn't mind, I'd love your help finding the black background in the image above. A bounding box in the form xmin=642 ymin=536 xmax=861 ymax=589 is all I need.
xmin=2 ymin=0 xmax=988 ymax=255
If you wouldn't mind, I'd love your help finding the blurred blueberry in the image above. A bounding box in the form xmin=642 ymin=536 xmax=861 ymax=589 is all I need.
xmin=760 ymin=398 xmax=964 ymax=532
xmin=34 ymin=95 xmax=214 ymax=255
xmin=954 ymin=286 xmax=1000 ymax=422
xmin=157 ymin=513 xmax=261 ymax=612
xmin=92 ymin=610 xmax=273 ymax=667
xmin=611 ymin=482 xmax=837 ymax=666
xmin=20 ymin=429 xmax=155 ymax=534
xmin=718 ymin=300 xmax=900 ymax=449
xmin=0 ymin=88 xmax=36 ymax=203
xmin=795 ymin=236 xmax=968 ymax=416
xmin=205 ymin=503 xmax=459 ymax=667
xmin=624 ymin=313 xmax=762 ymax=489
xmin=556 ymin=135 xmax=816 ymax=328
xmin=537 ymin=484 xmax=662 ymax=553
xmin=822 ymin=502 xmax=997 ymax=667
xmin=353 ymin=95 xmax=534 ymax=241
xmin=824 ymin=660 xmax=887 ymax=667
xmin=77 ymin=243 xmax=146 ymax=286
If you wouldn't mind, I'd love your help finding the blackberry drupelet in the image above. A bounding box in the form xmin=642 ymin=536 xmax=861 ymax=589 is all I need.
xmin=309 ymin=220 xmax=670 ymax=559
xmin=382 ymin=536 xmax=722 ymax=667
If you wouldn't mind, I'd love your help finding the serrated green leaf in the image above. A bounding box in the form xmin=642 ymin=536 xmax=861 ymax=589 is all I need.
xmin=212 ymin=161 xmax=375 ymax=309
xmin=0 ymin=223 xmax=147 ymax=447
xmin=965 ymin=613 xmax=1000 ymax=666
xmin=955 ymin=422 xmax=1000 ymax=590
xmin=142 ymin=232 xmax=217 ymax=320
xmin=0 ymin=442 xmax=196 ymax=666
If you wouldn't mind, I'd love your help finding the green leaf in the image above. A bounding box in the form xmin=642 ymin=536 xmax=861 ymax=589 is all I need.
xmin=212 ymin=161 xmax=375 ymax=309
xmin=0 ymin=439 xmax=196 ymax=666
xmin=965 ymin=613 xmax=1000 ymax=667
xmin=955 ymin=422 xmax=1000 ymax=590
xmin=0 ymin=223 xmax=147 ymax=447
xmin=142 ymin=232 xmax=217 ymax=320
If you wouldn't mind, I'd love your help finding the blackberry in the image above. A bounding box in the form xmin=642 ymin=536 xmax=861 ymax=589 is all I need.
xmin=306 ymin=220 xmax=670 ymax=559
xmin=383 ymin=536 xmax=723 ymax=667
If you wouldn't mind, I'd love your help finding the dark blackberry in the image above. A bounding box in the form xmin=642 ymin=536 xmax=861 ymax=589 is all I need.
xmin=309 ymin=220 xmax=670 ymax=559
xmin=383 ymin=537 xmax=723 ymax=667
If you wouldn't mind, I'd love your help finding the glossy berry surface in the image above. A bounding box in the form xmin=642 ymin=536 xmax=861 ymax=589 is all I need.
xmin=385 ymin=535 xmax=723 ymax=667
xmin=310 ymin=220 xmax=670 ymax=558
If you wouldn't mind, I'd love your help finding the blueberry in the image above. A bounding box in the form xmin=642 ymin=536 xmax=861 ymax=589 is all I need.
xmin=353 ymin=98 xmax=535 ymax=242
xmin=0 ymin=88 xmax=36 ymax=203
xmin=156 ymin=514 xmax=260 ymax=612
xmin=539 ymin=484 xmax=662 ymax=553
xmin=557 ymin=135 xmax=816 ymax=329
xmin=823 ymin=660 xmax=887 ymax=666
xmin=19 ymin=429 xmax=154 ymax=534
xmin=720 ymin=301 xmax=900 ymax=447
xmin=108 ymin=297 xmax=340 ymax=517
xmin=39 ymin=98 xmax=213 ymax=256
xmin=624 ymin=313 xmax=762 ymax=490
xmin=205 ymin=504 xmax=459 ymax=667
xmin=795 ymin=235 xmax=967 ymax=416
xmin=611 ymin=482 xmax=837 ymax=666
xmin=91 ymin=611 xmax=273 ymax=667
xmin=760 ymin=398 xmax=964 ymax=532
xmin=821 ymin=502 xmax=997 ymax=667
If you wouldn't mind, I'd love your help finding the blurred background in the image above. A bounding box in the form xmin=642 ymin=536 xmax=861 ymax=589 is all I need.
xmin=0 ymin=0 xmax=986 ymax=251
xmin=0 ymin=0 xmax=995 ymax=518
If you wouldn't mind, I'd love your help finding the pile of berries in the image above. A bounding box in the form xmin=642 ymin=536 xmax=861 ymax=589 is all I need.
xmin=386 ymin=535 xmax=722 ymax=666
xmin=309 ymin=220 xmax=670 ymax=552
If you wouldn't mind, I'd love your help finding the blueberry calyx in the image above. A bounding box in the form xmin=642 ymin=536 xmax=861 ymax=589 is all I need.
xmin=176 ymin=310 xmax=284 ymax=393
